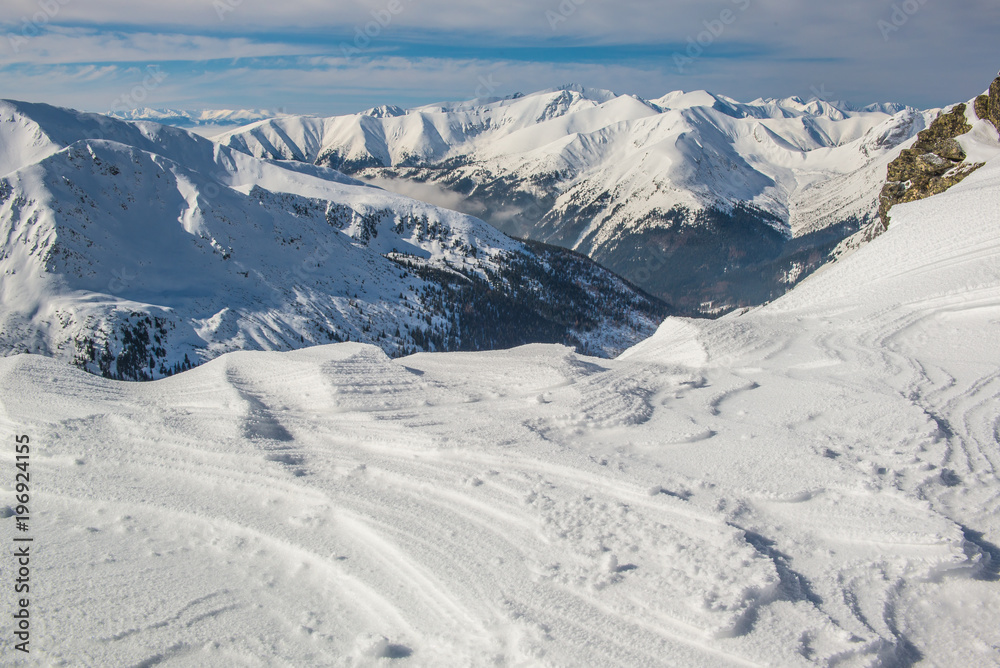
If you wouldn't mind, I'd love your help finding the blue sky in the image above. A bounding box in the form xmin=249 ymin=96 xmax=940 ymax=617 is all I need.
xmin=1 ymin=0 xmax=997 ymax=115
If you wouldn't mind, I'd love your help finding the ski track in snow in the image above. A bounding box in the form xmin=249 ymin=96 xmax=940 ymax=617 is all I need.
xmin=3 ymin=271 xmax=1000 ymax=666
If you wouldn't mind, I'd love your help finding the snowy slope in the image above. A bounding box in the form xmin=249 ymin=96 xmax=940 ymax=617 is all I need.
xmin=218 ymin=86 xmax=936 ymax=312
xmin=219 ymin=85 xmax=926 ymax=233
xmin=0 ymin=100 xmax=667 ymax=379
xmin=1 ymin=130 xmax=998 ymax=665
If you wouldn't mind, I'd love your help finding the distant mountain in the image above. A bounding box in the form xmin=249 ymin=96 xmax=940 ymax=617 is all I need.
xmin=0 ymin=100 xmax=667 ymax=380
xmin=218 ymin=85 xmax=936 ymax=313
xmin=106 ymin=108 xmax=287 ymax=132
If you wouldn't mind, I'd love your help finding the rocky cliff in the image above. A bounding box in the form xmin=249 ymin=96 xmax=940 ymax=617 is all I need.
xmin=876 ymin=103 xmax=978 ymax=228
xmin=974 ymin=75 xmax=1000 ymax=133
xmin=878 ymin=74 xmax=1000 ymax=230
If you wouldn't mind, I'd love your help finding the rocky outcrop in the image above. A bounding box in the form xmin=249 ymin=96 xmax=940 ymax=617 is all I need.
xmin=830 ymin=75 xmax=1000 ymax=260
xmin=992 ymin=75 xmax=1000 ymax=127
xmin=877 ymin=103 xmax=981 ymax=229
xmin=973 ymin=75 xmax=1000 ymax=133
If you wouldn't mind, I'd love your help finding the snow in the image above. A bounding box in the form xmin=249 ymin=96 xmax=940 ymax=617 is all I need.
xmin=958 ymin=104 xmax=1000 ymax=164
xmin=105 ymin=108 xmax=288 ymax=136
xmin=2 ymin=149 xmax=999 ymax=664
xmin=218 ymin=86 xmax=935 ymax=257
xmin=1 ymin=100 xmax=663 ymax=374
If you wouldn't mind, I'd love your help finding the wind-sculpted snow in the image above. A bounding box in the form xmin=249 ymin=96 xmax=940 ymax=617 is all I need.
xmin=1 ymin=155 xmax=998 ymax=665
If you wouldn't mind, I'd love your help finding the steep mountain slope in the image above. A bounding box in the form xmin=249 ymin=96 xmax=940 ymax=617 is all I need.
xmin=2 ymin=119 xmax=998 ymax=666
xmin=219 ymin=86 xmax=935 ymax=312
xmin=0 ymin=100 xmax=667 ymax=379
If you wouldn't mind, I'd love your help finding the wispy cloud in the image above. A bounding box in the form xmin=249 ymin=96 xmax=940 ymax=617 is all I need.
xmin=0 ymin=26 xmax=324 ymax=65
xmin=1 ymin=0 xmax=997 ymax=113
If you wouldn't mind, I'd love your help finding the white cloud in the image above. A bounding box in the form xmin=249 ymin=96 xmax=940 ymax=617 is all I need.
xmin=0 ymin=26 xmax=324 ymax=65
xmin=0 ymin=0 xmax=989 ymax=47
xmin=0 ymin=0 xmax=997 ymax=112
xmin=361 ymin=176 xmax=487 ymax=216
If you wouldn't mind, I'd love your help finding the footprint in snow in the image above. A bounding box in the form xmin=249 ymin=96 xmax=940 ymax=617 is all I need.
xmin=353 ymin=633 xmax=412 ymax=660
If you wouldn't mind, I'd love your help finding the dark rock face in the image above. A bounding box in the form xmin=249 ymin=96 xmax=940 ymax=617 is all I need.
xmin=974 ymin=95 xmax=990 ymax=126
xmin=875 ymin=73 xmax=1000 ymax=235
xmin=877 ymin=103 xmax=981 ymax=229
xmin=974 ymin=75 xmax=1000 ymax=131
xmin=988 ymin=75 xmax=1000 ymax=131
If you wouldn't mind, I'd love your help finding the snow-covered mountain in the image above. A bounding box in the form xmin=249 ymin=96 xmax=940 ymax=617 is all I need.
xmin=106 ymin=107 xmax=287 ymax=134
xmin=2 ymin=99 xmax=998 ymax=666
xmin=218 ymin=85 xmax=937 ymax=312
xmin=0 ymin=100 xmax=667 ymax=380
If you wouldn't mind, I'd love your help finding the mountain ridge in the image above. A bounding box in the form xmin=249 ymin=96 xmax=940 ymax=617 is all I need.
xmin=217 ymin=85 xmax=935 ymax=312
xmin=105 ymin=107 xmax=288 ymax=132
xmin=0 ymin=100 xmax=667 ymax=379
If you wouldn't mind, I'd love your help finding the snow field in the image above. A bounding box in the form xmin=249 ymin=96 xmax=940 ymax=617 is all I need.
xmin=0 ymin=102 xmax=999 ymax=666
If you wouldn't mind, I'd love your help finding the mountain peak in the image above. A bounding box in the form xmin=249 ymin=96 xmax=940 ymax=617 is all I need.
xmin=540 ymin=83 xmax=621 ymax=103
xmin=361 ymin=104 xmax=407 ymax=119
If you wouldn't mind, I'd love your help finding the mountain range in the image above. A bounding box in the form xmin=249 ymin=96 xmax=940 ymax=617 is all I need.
xmin=0 ymin=100 xmax=666 ymax=380
xmin=216 ymin=85 xmax=938 ymax=312
xmin=106 ymin=108 xmax=287 ymax=134
xmin=3 ymin=82 xmax=996 ymax=381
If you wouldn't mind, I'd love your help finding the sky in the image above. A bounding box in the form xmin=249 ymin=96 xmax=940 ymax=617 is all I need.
xmin=1 ymin=0 xmax=998 ymax=116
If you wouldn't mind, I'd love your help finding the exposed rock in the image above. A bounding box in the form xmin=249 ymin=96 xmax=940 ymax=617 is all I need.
xmin=935 ymin=137 xmax=967 ymax=161
xmin=990 ymin=75 xmax=1000 ymax=130
xmin=973 ymin=75 xmax=1000 ymax=131
xmin=974 ymin=94 xmax=990 ymax=125
xmin=877 ymin=103 xmax=981 ymax=230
